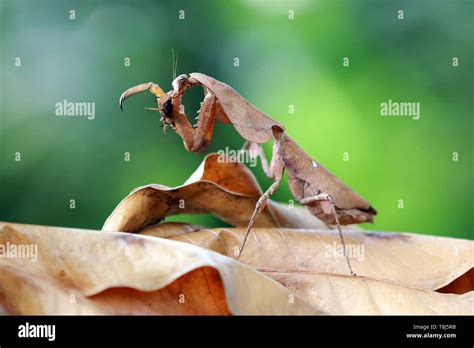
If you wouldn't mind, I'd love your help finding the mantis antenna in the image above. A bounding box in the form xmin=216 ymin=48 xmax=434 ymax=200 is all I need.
xmin=172 ymin=49 xmax=179 ymax=80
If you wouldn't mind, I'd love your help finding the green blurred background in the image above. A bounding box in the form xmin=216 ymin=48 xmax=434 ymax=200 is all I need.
xmin=0 ymin=0 xmax=472 ymax=239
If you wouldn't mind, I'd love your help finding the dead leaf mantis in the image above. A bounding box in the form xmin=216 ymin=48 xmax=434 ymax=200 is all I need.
xmin=119 ymin=73 xmax=377 ymax=276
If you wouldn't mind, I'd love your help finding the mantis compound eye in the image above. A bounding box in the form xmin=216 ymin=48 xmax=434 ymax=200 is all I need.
xmin=160 ymin=99 xmax=173 ymax=117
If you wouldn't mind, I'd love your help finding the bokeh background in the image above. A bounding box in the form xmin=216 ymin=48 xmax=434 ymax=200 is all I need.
xmin=0 ymin=0 xmax=472 ymax=239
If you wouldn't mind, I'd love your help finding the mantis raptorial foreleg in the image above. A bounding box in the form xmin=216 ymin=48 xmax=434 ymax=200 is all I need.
xmin=162 ymin=91 xmax=218 ymax=153
xmin=189 ymin=92 xmax=218 ymax=153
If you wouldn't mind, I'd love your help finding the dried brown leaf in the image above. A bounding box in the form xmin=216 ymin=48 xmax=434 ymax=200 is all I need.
xmin=139 ymin=226 xmax=474 ymax=314
xmin=2 ymin=221 xmax=471 ymax=315
xmin=103 ymin=153 xmax=328 ymax=233
xmin=146 ymin=227 xmax=473 ymax=293
xmin=0 ymin=222 xmax=320 ymax=315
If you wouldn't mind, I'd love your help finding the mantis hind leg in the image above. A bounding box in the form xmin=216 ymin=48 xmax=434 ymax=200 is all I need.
xmin=300 ymin=192 xmax=357 ymax=276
